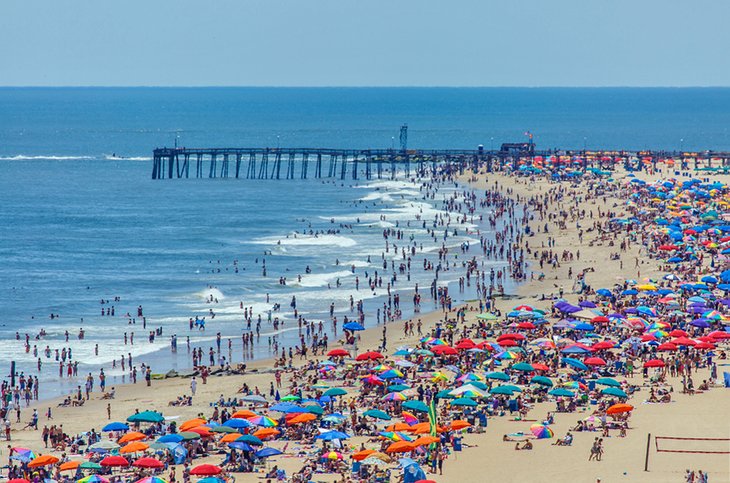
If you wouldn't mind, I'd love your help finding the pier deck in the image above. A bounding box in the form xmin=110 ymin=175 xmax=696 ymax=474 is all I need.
xmin=151 ymin=145 xmax=730 ymax=180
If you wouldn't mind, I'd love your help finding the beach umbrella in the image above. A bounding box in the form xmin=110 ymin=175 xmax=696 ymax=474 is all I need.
xmin=281 ymin=394 xmax=301 ymax=402
xmin=657 ymin=342 xmax=678 ymax=351
xmin=10 ymin=448 xmax=35 ymax=463
xmin=219 ymin=433 xmax=243 ymax=443
xmin=530 ymin=424 xmax=554 ymax=439
xmin=100 ymin=456 xmax=130 ymax=467
xmin=595 ymin=377 xmax=621 ymax=387
xmin=288 ymin=413 xmax=317 ymax=425
xmin=402 ymin=401 xmax=429 ymax=414
xmin=363 ymin=409 xmax=392 ymax=420
xmin=7 ymin=479 xmax=30 ymax=483
xmin=343 ymin=322 xmax=365 ymax=331
xmin=489 ymin=385 xmax=516 ymax=395
xmin=644 ymin=359 xmax=666 ymax=368
xmin=156 ymin=434 xmax=183 ymax=443
xmin=236 ymin=435 xmax=263 ymax=445
xmin=355 ymin=351 xmax=385 ymax=361
xmin=606 ymin=403 xmax=634 ymax=415
xmin=132 ymin=457 xmax=164 ymax=469
xmin=451 ymin=398 xmax=478 ymax=407
xmin=511 ymin=362 xmax=534 ymax=372
xmin=79 ymin=462 xmax=102 ymax=470
xmin=127 ymin=411 xmax=164 ymax=423
xmin=316 ymin=430 xmax=350 ymax=441
xmin=562 ymin=358 xmax=588 ymax=370
xmin=102 ymin=422 xmax=129 ymax=432
xmin=190 ymin=465 xmax=222 ymax=476
xmin=255 ymin=447 xmax=283 ymax=458
xmin=412 ymin=436 xmax=440 ymax=447
xmin=228 ymin=442 xmax=253 ymax=452
xmin=386 ymin=441 xmax=415 ymax=453
xmin=59 ymin=461 xmax=80 ymax=472
xmin=223 ymin=418 xmax=251 ymax=429
xmin=231 ymin=409 xmax=257 ymax=419
xmin=178 ymin=432 xmax=201 ymax=440
xmin=120 ymin=441 xmax=149 ymax=454
xmin=135 ymin=478 xmax=168 ymax=483
xmin=530 ymin=375 xmax=553 ymax=387
xmin=119 ymin=431 xmax=147 ymax=443
xmin=304 ymin=404 xmax=324 ymax=415
xmin=179 ymin=418 xmax=207 ymax=431
xmin=247 ymin=416 xmax=278 ymax=427
xmin=485 ymin=371 xmax=510 ymax=381
xmin=388 ymin=384 xmax=410 ymax=392
xmin=28 ymin=455 xmax=60 ymax=468
xmin=78 ymin=476 xmax=109 ymax=483
xmin=548 ymin=388 xmax=575 ymax=397
xmin=601 ymin=387 xmax=628 ymax=398
xmin=352 ymin=449 xmax=376 ymax=461
xmin=326 ymin=348 xmax=349 ymax=357
xmin=584 ymin=357 xmax=607 ymax=366
xmin=450 ymin=420 xmax=472 ymax=431
xmin=323 ymin=387 xmax=347 ymax=397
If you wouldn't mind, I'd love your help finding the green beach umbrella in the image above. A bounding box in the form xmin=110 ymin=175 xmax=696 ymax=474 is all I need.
xmin=489 ymin=386 xmax=516 ymax=395
xmin=402 ymin=400 xmax=429 ymax=413
xmin=451 ymin=398 xmax=478 ymax=407
xmin=548 ymin=388 xmax=575 ymax=397
xmin=363 ymin=409 xmax=391 ymax=420
xmin=601 ymin=387 xmax=628 ymax=398
xmin=511 ymin=362 xmax=534 ymax=372
xmin=485 ymin=371 xmax=510 ymax=381
xmin=387 ymin=384 xmax=410 ymax=392
xmin=281 ymin=394 xmax=300 ymax=402
xmin=595 ymin=377 xmax=621 ymax=387
xmin=530 ymin=375 xmax=554 ymax=387
xmin=436 ymin=390 xmax=455 ymax=399
xmin=127 ymin=410 xmax=164 ymax=423
xmin=178 ymin=431 xmax=201 ymax=440
xmin=79 ymin=462 xmax=102 ymax=470
xmin=323 ymin=388 xmax=347 ymax=397
xmin=304 ymin=404 xmax=324 ymax=415
xmin=209 ymin=426 xmax=237 ymax=433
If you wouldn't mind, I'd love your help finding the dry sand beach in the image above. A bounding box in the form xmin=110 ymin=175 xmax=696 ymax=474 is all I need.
xmin=6 ymin=167 xmax=729 ymax=483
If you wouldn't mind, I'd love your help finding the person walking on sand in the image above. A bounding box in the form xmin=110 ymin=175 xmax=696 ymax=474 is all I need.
xmin=190 ymin=377 xmax=197 ymax=396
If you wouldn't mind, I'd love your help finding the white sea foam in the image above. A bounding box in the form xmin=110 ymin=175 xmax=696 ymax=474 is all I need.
xmin=0 ymin=155 xmax=95 ymax=161
xmin=289 ymin=270 xmax=354 ymax=288
xmin=251 ymin=234 xmax=357 ymax=248
xmin=104 ymin=155 xmax=153 ymax=161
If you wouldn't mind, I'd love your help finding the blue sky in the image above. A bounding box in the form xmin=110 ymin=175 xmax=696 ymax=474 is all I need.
xmin=2 ymin=0 xmax=729 ymax=87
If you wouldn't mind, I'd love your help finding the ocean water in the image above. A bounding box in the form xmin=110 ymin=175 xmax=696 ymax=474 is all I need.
xmin=2 ymin=87 xmax=730 ymax=398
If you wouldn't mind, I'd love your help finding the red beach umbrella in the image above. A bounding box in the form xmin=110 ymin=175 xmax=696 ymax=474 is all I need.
xmin=497 ymin=333 xmax=526 ymax=341
xmin=327 ymin=348 xmax=349 ymax=357
xmin=657 ymin=342 xmax=678 ymax=351
xmin=644 ymin=359 xmax=666 ymax=368
xmin=100 ymin=456 xmax=130 ymax=467
xmin=189 ymin=464 xmax=222 ymax=476
xmin=517 ymin=322 xmax=536 ymax=330
xmin=591 ymin=341 xmax=615 ymax=350
xmin=668 ymin=329 xmax=688 ymax=338
xmin=355 ymin=351 xmax=384 ymax=361
xmin=132 ymin=457 xmax=164 ymax=469
xmin=584 ymin=357 xmax=606 ymax=366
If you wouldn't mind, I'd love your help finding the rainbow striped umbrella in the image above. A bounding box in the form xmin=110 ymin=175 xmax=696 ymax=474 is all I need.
xmin=247 ymin=416 xmax=278 ymax=427
xmin=382 ymin=392 xmax=406 ymax=401
xmin=529 ymin=424 xmax=554 ymax=439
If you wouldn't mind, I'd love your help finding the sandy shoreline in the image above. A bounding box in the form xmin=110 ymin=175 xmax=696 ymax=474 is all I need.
xmin=7 ymin=166 xmax=730 ymax=483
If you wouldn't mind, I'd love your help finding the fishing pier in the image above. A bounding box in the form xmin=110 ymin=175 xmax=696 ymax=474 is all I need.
xmin=151 ymin=144 xmax=730 ymax=180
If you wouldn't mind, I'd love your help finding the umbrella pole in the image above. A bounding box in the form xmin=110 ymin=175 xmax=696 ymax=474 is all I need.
xmin=644 ymin=432 xmax=651 ymax=472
